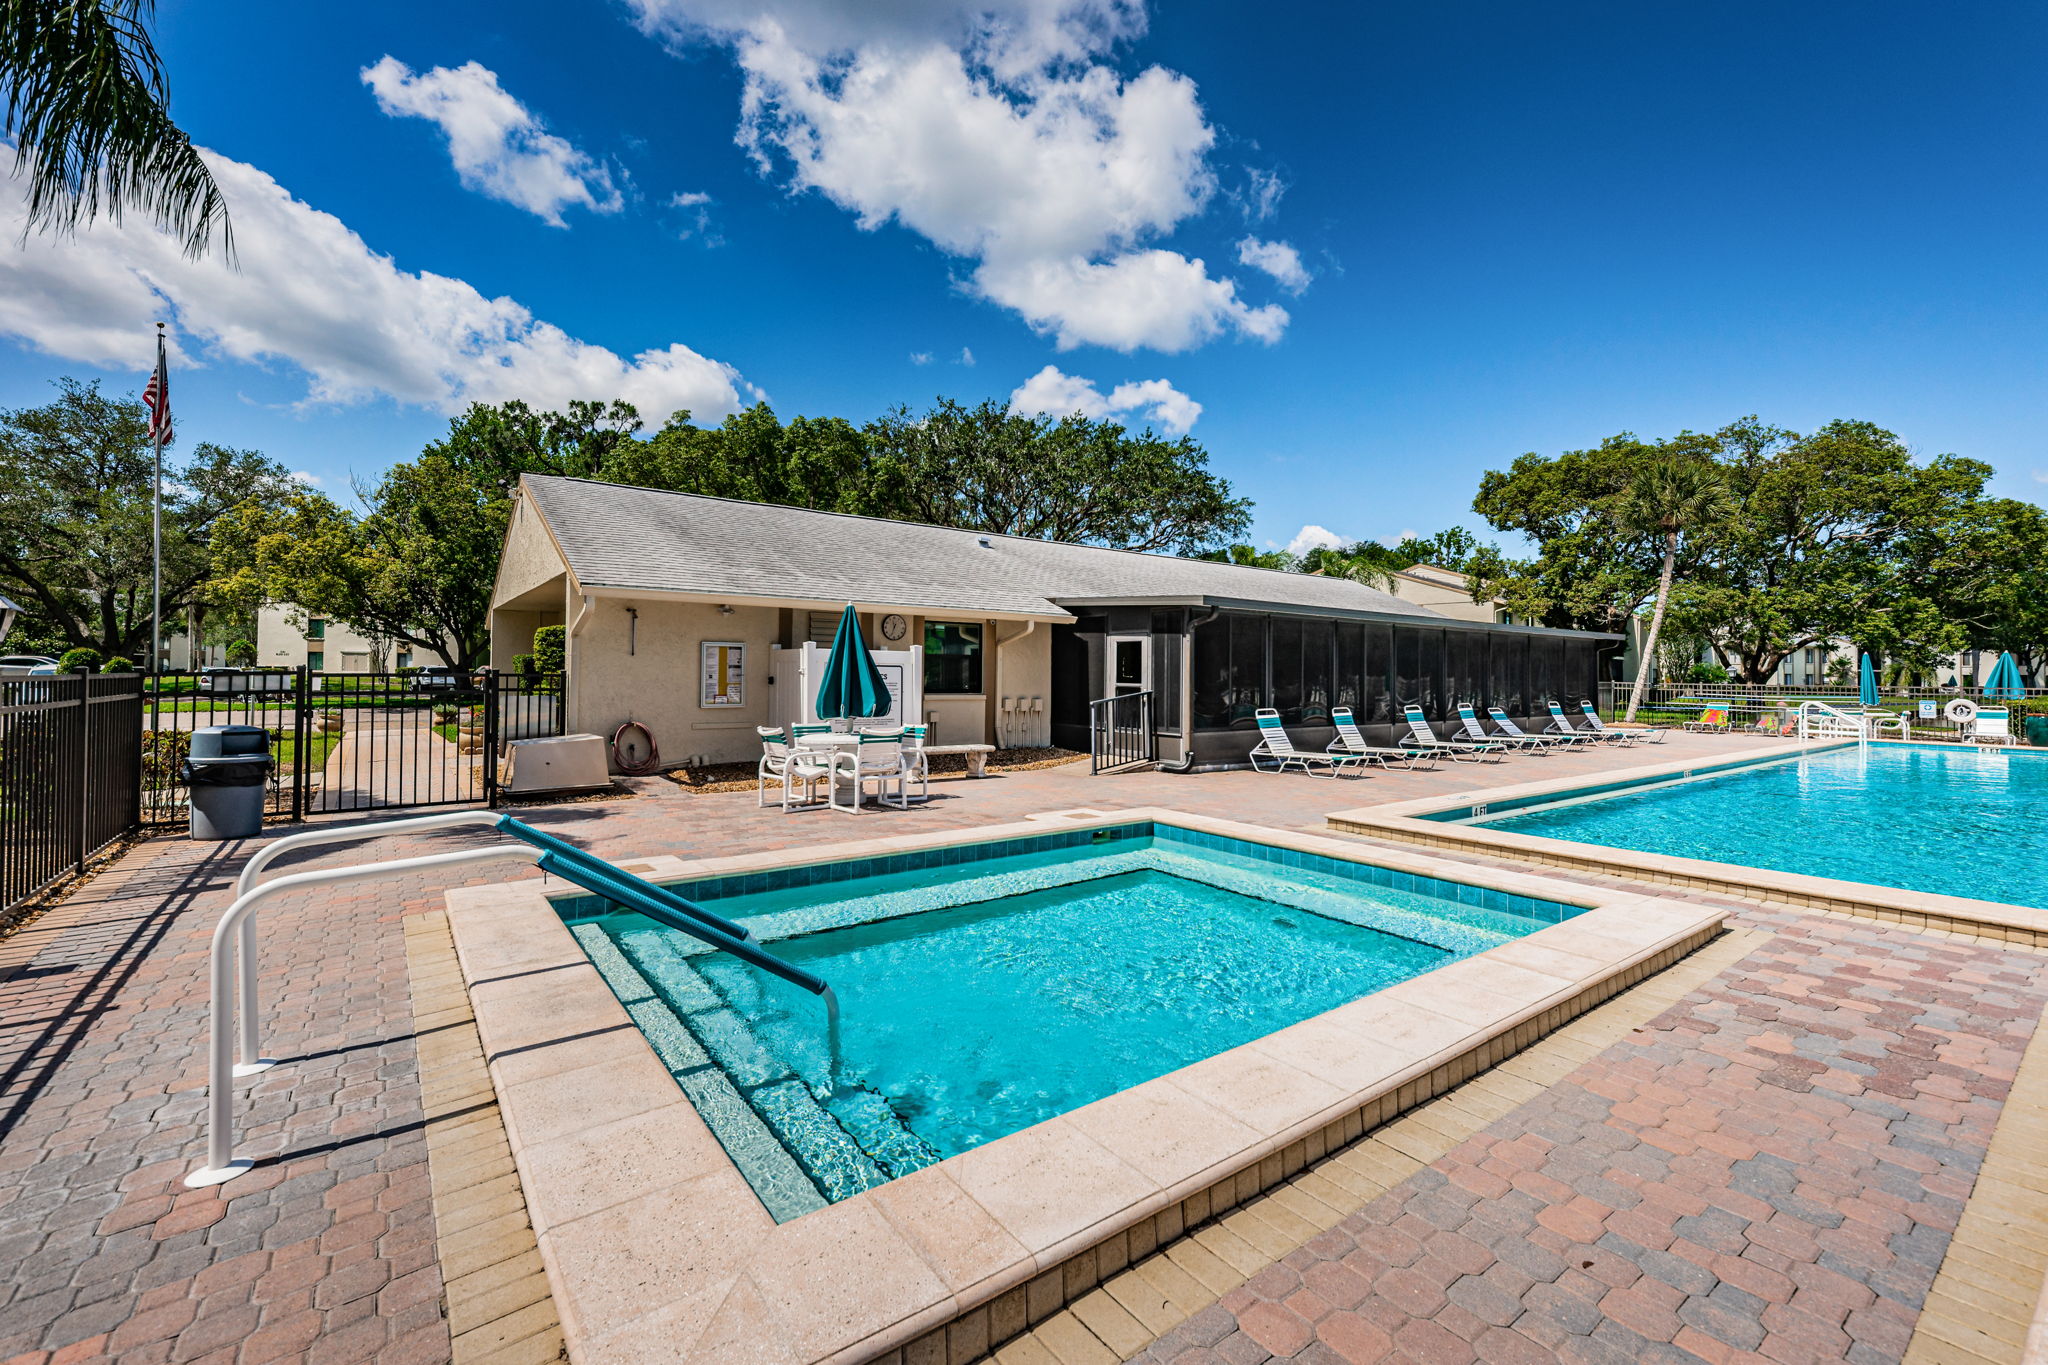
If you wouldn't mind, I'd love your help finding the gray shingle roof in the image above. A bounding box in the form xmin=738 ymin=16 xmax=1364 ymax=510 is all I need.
xmin=519 ymin=476 xmax=1450 ymax=622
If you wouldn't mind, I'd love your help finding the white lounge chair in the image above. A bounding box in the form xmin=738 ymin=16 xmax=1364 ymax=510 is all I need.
xmin=900 ymin=722 xmax=931 ymax=801
xmin=1580 ymin=699 xmax=1665 ymax=743
xmin=1327 ymin=706 xmax=1437 ymax=768
xmin=1403 ymin=704 xmax=1505 ymax=761
xmin=1455 ymin=703 xmax=1547 ymax=753
xmin=1546 ymin=699 xmax=1628 ymax=744
xmin=756 ymin=725 xmax=838 ymax=810
xmin=1973 ymin=706 xmax=2016 ymax=747
xmin=1250 ymin=709 xmax=1370 ymax=776
xmin=1486 ymin=707 xmax=1584 ymax=748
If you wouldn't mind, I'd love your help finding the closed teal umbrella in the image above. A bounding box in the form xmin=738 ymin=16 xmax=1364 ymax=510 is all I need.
xmin=1858 ymin=653 xmax=1880 ymax=707
xmin=815 ymin=604 xmax=894 ymax=720
xmin=1985 ymin=651 xmax=2027 ymax=701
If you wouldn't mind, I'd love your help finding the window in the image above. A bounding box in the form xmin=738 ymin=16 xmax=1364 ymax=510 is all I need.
xmin=397 ymin=651 xmax=412 ymax=669
xmin=1151 ymin=611 xmax=1183 ymax=734
xmin=1191 ymin=613 xmax=1231 ymax=730
xmin=923 ymin=622 xmax=982 ymax=693
xmin=307 ymin=651 xmax=324 ymax=671
xmin=1270 ymin=616 xmax=1303 ymax=723
xmin=306 ymin=617 xmax=326 ymax=640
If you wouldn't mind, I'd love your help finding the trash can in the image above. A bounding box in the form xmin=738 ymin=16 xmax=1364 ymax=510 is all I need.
xmin=185 ymin=724 xmax=274 ymax=840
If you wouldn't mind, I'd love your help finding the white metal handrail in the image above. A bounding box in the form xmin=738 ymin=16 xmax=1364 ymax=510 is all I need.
xmin=188 ymin=830 xmax=541 ymax=1187
xmin=1796 ymin=699 xmax=1871 ymax=743
xmin=225 ymin=811 xmax=508 ymax=1077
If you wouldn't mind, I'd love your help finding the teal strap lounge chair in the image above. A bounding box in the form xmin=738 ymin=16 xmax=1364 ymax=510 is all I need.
xmin=1579 ymin=699 xmax=1665 ymax=743
xmin=1545 ymin=699 xmax=1629 ymax=744
xmin=1250 ymin=709 xmax=1369 ymax=777
xmin=1403 ymin=704 xmax=1505 ymax=761
xmin=1327 ymin=706 xmax=1436 ymax=768
xmin=1456 ymin=703 xmax=1547 ymax=752
xmin=1485 ymin=707 xmax=1579 ymax=748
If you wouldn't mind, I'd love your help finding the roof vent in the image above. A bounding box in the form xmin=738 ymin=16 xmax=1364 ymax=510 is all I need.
xmin=977 ymin=536 xmax=993 ymax=548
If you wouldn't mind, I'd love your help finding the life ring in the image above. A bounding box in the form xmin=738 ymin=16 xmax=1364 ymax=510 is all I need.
xmin=610 ymin=721 xmax=661 ymax=775
xmin=1945 ymin=698 xmax=1979 ymax=725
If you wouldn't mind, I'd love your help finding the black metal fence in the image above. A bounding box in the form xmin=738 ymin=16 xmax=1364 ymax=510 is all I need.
xmin=2 ymin=674 xmax=143 ymax=917
xmin=1089 ymin=690 xmax=1155 ymax=773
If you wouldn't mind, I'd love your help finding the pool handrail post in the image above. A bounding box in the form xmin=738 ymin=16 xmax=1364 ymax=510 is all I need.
xmin=186 ymin=843 xmax=545 ymax=1189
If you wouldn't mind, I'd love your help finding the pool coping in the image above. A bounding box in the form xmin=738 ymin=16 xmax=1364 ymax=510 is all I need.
xmin=1326 ymin=736 xmax=2048 ymax=947
xmin=441 ymin=806 xmax=1726 ymax=1365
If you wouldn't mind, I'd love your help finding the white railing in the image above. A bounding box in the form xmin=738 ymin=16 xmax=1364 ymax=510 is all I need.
xmin=188 ymin=811 xmax=537 ymax=1187
xmin=1797 ymin=699 xmax=1872 ymax=743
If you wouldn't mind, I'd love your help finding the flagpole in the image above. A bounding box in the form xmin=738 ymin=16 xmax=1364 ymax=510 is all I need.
xmin=151 ymin=322 xmax=165 ymax=676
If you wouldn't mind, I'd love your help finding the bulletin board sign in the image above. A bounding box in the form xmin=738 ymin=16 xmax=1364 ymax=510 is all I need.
xmin=701 ymin=641 xmax=745 ymax=707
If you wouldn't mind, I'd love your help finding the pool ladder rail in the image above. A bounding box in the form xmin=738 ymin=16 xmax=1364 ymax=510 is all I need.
xmin=187 ymin=810 xmax=831 ymax=1187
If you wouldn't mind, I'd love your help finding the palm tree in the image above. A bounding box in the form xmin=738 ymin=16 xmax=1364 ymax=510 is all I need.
xmin=3 ymin=0 xmax=229 ymax=257
xmin=1618 ymin=457 xmax=1730 ymax=723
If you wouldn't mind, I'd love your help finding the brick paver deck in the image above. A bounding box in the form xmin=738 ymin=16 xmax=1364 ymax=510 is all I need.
xmin=0 ymin=732 xmax=2040 ymax=1365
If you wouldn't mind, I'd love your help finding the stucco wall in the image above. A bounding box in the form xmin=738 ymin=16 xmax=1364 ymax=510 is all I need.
xmin=494 ymin=497 xmax=570 ymax=608
xmin=568 ymin=599 xmax=782 ymax=767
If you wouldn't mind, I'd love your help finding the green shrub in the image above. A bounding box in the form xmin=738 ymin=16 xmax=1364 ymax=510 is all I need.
xmin=533 ymin=625 xmax=565 ymax=675
xmin=57 ymin=647 xmax=101 ymax=673
xmin=226 ymin=638 xmax=257 ymax=667
xmin=102 ymin=655 xmax=135 ymax=673
xmin=1684 ymin=662 xmax=1730 ymax=683
xmin=511 ymin=653 xmax=536 ymax=676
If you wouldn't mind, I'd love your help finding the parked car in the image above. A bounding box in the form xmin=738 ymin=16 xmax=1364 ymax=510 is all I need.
xmin=414 ymin=666 xmax=470 ymax=692
xmin=0 ymin=654 xmax=58 ymax=677
xmin=200 ymin=667 xmax=294 ymax=695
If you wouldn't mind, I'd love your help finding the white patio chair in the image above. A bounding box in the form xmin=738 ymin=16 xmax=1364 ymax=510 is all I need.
xmin=1403 ymin=704 xmax=1504 ymax=761
xmin=1485 ymin=707 xmax=1580 ymax=748
xmin=756 ymin=725 xmax=836 ymax=810
xmin=1456 ymin=703 xmax=1546 ymax=752
xmin=1250 ymin=709 xmax=1370 ymax=776
xmin=900 ymin=723 xmax=930 ymax=802
xmin=1327 ymin=706 xmax=1436 ymax=768
xmin=839 ymin=728 xmax=910 ymax=811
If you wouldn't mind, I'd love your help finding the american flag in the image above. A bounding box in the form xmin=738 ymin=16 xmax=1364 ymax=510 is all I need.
xmin=143 ymin=332 xmax=172 ymax=445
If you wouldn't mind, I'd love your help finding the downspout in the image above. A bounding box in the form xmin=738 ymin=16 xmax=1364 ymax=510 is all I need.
xmin=995 ymin=620 xmax=1038 ymax=747
xmin=1159 ymin=606 xmax=1221 ymax=773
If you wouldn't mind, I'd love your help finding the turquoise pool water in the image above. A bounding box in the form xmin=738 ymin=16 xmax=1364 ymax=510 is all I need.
xmin=1485 ymin=743 xmax=2048 ymax=908
xmin=560 ymin=823 xmax=1578 ymax=1219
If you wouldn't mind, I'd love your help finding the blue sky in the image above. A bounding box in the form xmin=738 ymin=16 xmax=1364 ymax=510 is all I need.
xmin=2 ymin=1 xmax=2043 ymax=555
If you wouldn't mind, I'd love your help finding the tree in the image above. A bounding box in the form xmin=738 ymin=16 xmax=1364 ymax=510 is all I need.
xmin=617 ymin=405 xmax=892 ymax=514
xmin=2 ymin=0 xmax=229 ymax=256
xmin=1615 ymin=456 xmax=1730 ymax=721
xmin=866 ymin=399 xmax=1250 ymax=553
xmin=0 ymin=379 xmax=294 ymax=659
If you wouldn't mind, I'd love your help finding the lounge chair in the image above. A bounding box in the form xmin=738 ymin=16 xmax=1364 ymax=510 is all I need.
xmin=1683 ymin=706 xmax=1730 ymax=733
xmin=1250 ymin=709 xmax=1371 ymax=776
xmin=756 ymin=725 xmax=838 ymax=810
xmin=1327 ymin=706 xmax=1437 ymax=768
xmin=1973 ymin=706 xmax=2017 ymax=747
xmin=1487 ymin=707 xmax=1586 ymax=748
xmin=1403 ymin=704 xmax=1505 ymax=761
xmin=1579 ymin=699 xmax=1666 ymax=743
xmin=1456 ymin=703 xmax=1547 ymax=752
xmin=1545 ymin=700 xmax=1629 ymax=744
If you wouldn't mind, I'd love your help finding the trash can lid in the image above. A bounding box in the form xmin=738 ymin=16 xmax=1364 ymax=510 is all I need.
xmin=189 ymin=724 xmax=272 ymax=759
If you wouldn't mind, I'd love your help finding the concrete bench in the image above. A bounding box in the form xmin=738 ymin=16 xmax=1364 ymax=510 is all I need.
xmin=921 ymin=743 xmax=997 ymax=777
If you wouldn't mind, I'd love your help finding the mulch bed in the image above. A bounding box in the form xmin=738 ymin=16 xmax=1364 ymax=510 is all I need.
xmin=662 ymin=745 xmax=1088 ymax=794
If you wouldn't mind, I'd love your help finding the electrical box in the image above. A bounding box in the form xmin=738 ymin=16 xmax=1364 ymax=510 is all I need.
xmin=503 ymin=734 xmax=611 ymax=794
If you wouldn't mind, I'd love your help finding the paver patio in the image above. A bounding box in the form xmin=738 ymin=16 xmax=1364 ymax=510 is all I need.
xmin=1 ymin=732 xmax=2042 ymax=1365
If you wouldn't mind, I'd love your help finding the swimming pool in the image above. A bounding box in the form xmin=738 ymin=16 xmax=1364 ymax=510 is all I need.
xmin=556 ymin=821 xmax=1584 ymax=1219
xmin=1481 ymin=742 xmax=2048 ymax=909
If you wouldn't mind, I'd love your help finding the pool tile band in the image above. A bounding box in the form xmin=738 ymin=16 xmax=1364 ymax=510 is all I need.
xmin=443 ymin=806 xmax=1728 ymax=1365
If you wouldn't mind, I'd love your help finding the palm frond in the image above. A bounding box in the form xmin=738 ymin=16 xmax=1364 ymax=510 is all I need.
xmin=2 ymin=0 xmax=231 ymax=259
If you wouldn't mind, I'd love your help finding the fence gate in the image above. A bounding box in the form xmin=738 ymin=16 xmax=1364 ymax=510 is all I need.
xmin=140 ymin=668 xmax=564 ymax=826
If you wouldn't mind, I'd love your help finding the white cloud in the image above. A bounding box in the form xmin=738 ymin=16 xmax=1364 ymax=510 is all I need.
xmin=1285 ymin=524 xmax=1346 ymax=557
xmin=1007 ymin=363 xmax=1201 ymax=434
xmin=1235 ymin=237 xmax=1310 ymax=294
xmin=958 ymin=346 xmax=976 ymax=366
xmin=668 ymin=190 xmax=721 ymax=244
xmin=362 ymin=57 xmax=622 ymax=226
xmin=289 ymin=470 xmax=323 ymax=486
xmin=910 ymin=350 xmax=933 ymax=365
xmin=0 ymin=151 xmax=744 ymax=424
xmin=1238 ymin=167 xmax=1285 ymax=222
xmin=2033 ymin=470 xmax=2048 ymax=484
xmin=626 ymin=1 xmax=1289 ymax=352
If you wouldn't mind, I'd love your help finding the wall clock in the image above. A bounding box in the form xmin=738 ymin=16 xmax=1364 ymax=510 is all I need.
xmin=879 ymin=613 xmax=909 ymax=643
